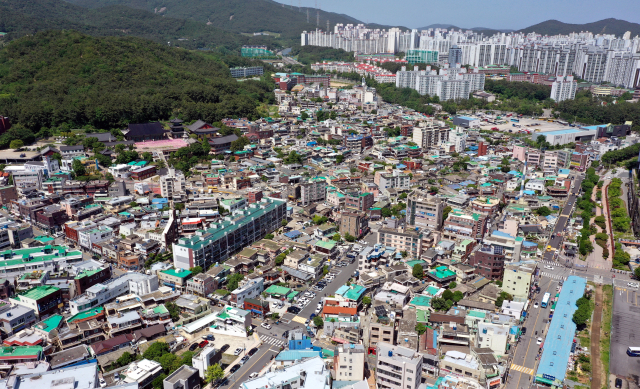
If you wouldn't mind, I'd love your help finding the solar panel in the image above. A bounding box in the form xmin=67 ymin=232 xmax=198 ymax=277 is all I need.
xmin=374 ymin=305 xmax=387 ymax=317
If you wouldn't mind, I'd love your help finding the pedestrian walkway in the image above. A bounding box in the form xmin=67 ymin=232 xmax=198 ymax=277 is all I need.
xmin=259 ymin=334 xmax=287 ymax=348
xmin=509 ymin=363 xmax=534 ymax=376
xmin=539 ymin=260 xmax=560 ymax=267
xmin=540 ymin=272 xmax=566 ymax=280
xmin=291 ymin=315 xmax=307 ymax=324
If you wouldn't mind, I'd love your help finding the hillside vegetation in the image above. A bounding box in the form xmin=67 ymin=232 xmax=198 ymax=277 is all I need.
xmin=0 ymin=0 xmax=270 ymax=51
xmin=64 ymin=0 xmax=364 ymax=39
xmin=518 ymin=18 xmax=640 ymax=37
xmin=0 ymin=31 xmax=275 ymax=131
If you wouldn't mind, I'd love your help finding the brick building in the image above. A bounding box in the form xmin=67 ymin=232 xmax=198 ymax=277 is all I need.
xmin=468 ymin=245 xmax=505 ymax=280
xmin=74 ymin=267 xmax=112 ymax=295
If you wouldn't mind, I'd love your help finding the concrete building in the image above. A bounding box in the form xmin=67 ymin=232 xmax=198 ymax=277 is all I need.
xmin=230 ymin=277 xmax=264 ymax=308
xmin=378 ymin=227 xmax=423 ymax=258
xmin=158 ymin=268 xmax=192 ymax=292
xmin=501 ymin=264 xmax=535 ymax=302
xmin=300 ymin=178 xmax=327 ymax=206
xmin=468 ymin=245 xmax=505 ymax=280
xmin=375 ymin=343 xmax=422 ymax=389
xmin=550 ymin=75 xmax=577 ymax=102
xmin=406 ymin=189 xmax=445 ymax=230
xmin=345 ymin=192 xmax=374 ymax=213
xmin=163 ymin=365 xmax=200 ymax=389
xmin=412 ymin=125 xmax=450 ymax=149
xmin=341 ymin=212 xmax=369 ymax=239
xmin=160 ymin=167 xmax=186 ymax=199
xmin=172 ymin=198 xmax=286 ymax=270
xmin=240 ymin=357 xmax=329 ymax=389
xmin=443 ymin=210 xmax=487 ymax=242
xmin=69 ymin=272 xmax=158 ymax=314
xmin=192 ymin=346 xmax=222 ymax=379
xmin=375 ymin=171 xmax=410 ymax=192
xmin=123 ymin=359 xmax=163 ymax=387
xmin=11 ymin=285 xmax=62 ymax=318
xmin=230 ymin=66 xmax=264 ymax=78
xmin=334 ymin=344 xmax=365 ymax=381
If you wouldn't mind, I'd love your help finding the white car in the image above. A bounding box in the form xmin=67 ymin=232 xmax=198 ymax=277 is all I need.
xmin=544 ymin=266 xmax=554 ymax=270
xmin=261 ymin=323 xmax=272 ymax=330
xmin=233 ymin=348 xmax=243 ymax=356
xmin=536 ymin=337 xmax=543 ymax=345
xmin=627 ymin=282 xmax=639 ymax=288
xmin=533 ymin=302 xmax=539 ymax=308
xmin=249 ymin=372 xmax=260 ymax=379
xmin=99 ymin=378 xmax=107 ymax=388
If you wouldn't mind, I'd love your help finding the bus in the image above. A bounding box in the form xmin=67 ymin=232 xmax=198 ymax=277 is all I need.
xmin=627 ymin=347 xmax=640 ymax=357
xmin=510 ymin=118 xmax=520 ymax=123
xmin=541 ymin=292 xmax=551 ymax=308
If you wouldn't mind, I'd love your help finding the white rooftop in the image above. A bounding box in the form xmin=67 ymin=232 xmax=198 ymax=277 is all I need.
xmin=240 ymin=357 xmax=329 ymax=389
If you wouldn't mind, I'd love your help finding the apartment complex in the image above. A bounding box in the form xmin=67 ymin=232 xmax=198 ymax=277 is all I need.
xmin=550 ymin=75 xmax=577 ymax=102
xmin=502 ymin=264 xmax=535 ymax=301
xmin=443 ymin=210 xmax=487 ymax=241
xmin=172 ymin=198 xmax=286 ymax=270
xmin=412 ymin=125 xmax=450 ymax=149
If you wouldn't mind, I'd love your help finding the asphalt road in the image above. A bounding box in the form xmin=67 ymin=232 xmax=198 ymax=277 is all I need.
xmin=543 ymin=173 xmax=584 ymax=262
xmin=221 ymin=343 xmax=280 ymax=389
xmin=506 ymin=275 xmax=564 ymax=389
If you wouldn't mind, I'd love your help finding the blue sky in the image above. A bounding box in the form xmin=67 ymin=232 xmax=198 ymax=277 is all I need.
xmin=279 ymin=0 xmax=640 ymax=30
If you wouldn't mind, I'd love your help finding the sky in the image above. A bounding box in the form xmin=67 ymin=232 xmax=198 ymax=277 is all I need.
xmin=280 ymin=0 xmax=640 ymax=30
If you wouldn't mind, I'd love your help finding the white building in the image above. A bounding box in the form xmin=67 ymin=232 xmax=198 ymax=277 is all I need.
xmin=192 ymin=346 xmax=220 ymax=379
xmin=10 ymin=168 xmax=43 ymax=192
xmin=229 ymin=277 xmax=264 ymax=308
xmin=300 ymin=178 xmax=327 ymax=206
xmin=123 ymin=359 xmax=163 ymax=387
xmin=78 ymin=225 xmax=114 ymax=250
xmin=240 ymin=357 xmax=330 ymax=389
xmin=160 ymin=167 xmax=186 ymax=198
xmin=550 ymin=75 xmax=577 ymax=102
xmin=335 ymin=344 xmax=365 ymax=381
xmin=109 ymin=164 xmax=132 ymax=179
xmin=69 ymin=272 xmax=159 ymax=314
xmin=476 ymin=321 xmax=510 ymax=356
xmin=451 ymin=131 xmax=468 ymax=153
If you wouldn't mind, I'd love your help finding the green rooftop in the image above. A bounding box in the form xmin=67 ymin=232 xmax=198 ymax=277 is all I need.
xmin=416 ymin=309 xmax=430 ymax=323
xmin=428 ymin=266 xmax=456 ymax=280
xmin=35 ymin=314 xmax=63 ymax=332
xmin=67 ymin=307 xmax=104 ymax=323
xmin=410 ymin=295 xmax=432 ymax=307
xmin=75 ymin=267 xmax=104 ymax=280
xmin=315 ymin=240 xmax=337 ymax=250
xmin=12 ymin=285 xmax=60 ymax=301
xmin=265 ymin=285 xmax=291 ymax=296
xmin=467 ymin=310 xmax=487 ymax=319
xmin=0 ymin=346 xmax=43 ymax=357
xmin=161 ymin=268 xmax=192 ymax=278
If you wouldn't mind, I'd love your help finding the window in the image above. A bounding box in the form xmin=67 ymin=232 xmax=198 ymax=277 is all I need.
xmin=455 ymin=369 xmax=462 ymax=374
xmin=407 ymin=378 xmax=412 ymax=382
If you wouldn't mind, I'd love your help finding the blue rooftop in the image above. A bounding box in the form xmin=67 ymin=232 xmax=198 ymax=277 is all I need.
xmin=457 ymin=116 xmax=475 ymax=121
xmin=492 ymin=230 xmax=515 ymax=239
xmin=284 ymin=230 xmax=302 ymax=239
xmin=275 ymin=350 xmax=322 ymax=361
xmin=537 ymin=128 xmax=583 ymax=136
xmin=536 ymin=276 xmax=586 ymax=384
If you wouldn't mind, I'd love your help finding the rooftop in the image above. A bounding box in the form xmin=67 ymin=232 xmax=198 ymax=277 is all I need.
xmin=12 ymin=285 xmax=60 ymax=302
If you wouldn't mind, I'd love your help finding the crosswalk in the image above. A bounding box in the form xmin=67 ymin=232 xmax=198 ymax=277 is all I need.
xmin=540 ymin=272 xmax=566 ymax=281
xmin=260 ymin=334 xmax=287 ymax=348
xmin=510 ymin=363 xmax=534 ymax=376
xmin=539 ymin=260 xmax=557 ymax=266
xmin=291 ymin=315 xmax=307 ymax=324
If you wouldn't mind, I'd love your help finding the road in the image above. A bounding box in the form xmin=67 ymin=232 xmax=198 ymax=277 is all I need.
xmin=543 ymin=173 xmax=584 ymax=262
xmin=221 ymin=343 xmax=279 ymax=389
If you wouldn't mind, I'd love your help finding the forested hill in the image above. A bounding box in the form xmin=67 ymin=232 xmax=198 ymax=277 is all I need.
xmin=0 ymin=0 xmax=270 ymax=51
xmin=518 ymin=18 xmax=640 ymax=37
xmin=0 ymin=31 xmax=275 ymax=131
xmin=63 ymin=0 xmax=367 ymax=38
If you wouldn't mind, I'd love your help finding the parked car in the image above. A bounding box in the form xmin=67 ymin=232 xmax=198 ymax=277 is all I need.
xmin=198 ymin=340 xmax=209 ymax=348
xmin=261 ymin=323 xmax=272 ymax=330
xmin=240 ymin=355 xmax=250 ymax=364
xmin=249 ymin=372 xmax=260 ymax=379
xmin=189 ymin=343 xmax=199 ymax=351
xmin=248 ymin=347 xmax=258 ymax=356
xmin=615 ymin=378 xmax=623 ymax=388
xmin=534 ymin=302 xmax=539 ymax=309
xmin=521 ymin=327 xmax=527 ymax=336
xmin=536 ymin=337 xmax=543 ymax=345
xmin=233 ymin=348 xmax=243 ymax=356
xmin=287 ymin=306 xmax=301 ymax=314
xmin=220 ymin=344 xmax=230 ymax=353
xmin=230 ymin=364 xmax=241 ymax=373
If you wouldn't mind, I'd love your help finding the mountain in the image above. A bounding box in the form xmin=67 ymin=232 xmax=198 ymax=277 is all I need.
xmin=63 ymin=0 xmax=372 ymax=38
xmin=0 ymin=0 xmax=269 ymax=51
xmin=416 ymin=24 xmax=505 ymax=35
xmin=0 ymin=30 xmax=274 ymax=131
xmin=518 ymin=18 xmax=640 ymax=37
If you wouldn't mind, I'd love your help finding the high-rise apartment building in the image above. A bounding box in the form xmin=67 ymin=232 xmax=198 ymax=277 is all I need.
xmin=412 ymin=125 xmax=450 ymax=149
xmin=449 ymin=45 xmax=462 ymax=67
xmin=376 ymin=343 xmax=423 ymax=389
xmin=550 ymin=75 xmax=577 ymax=101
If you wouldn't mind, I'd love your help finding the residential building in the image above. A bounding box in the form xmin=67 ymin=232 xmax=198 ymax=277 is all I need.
xmin=375 ymin=170 xmax=410 ymax=192
xmin=74 ymin=265 xmax=112 ymax=295
xmin=345 ymin=192 xmax=374 ymax=213
xmin=376 ymin=343 xmax=423 ymax=389
xmin=501 ymin=264 xmax=535 ymax=302
xmin=192 ymin=346 xmax=222 ymax=380
xmin=0 ymin=186 xmax=18 ymax=206
xmin=443 ymin=210 xmax=487 ymax=241
xmin=172 ymin=198 xmax=286 ymax=270
xmin=341 ymin=212 xmax=369 ymax=239
xmin=334 ymin=344 xmax=365 ymax=381
xmin=230 ymin=277 xmax=264 ymax=308
xmin=163 ymin=365 xmax=200 ymax=389
xmin=240 ymin=357 xmax=330 ymax=389
xmin=412 ymin=125 xmax=450 ymax=149
xmin=160 ymin=168 xmax=186 ymax=199
xmin=123 ymin=359 xmax=164 ymax=387
xmin=300 ymin=178 xmax=327 ymax=206
xmin=0 ymin=304 xmax=37 ymax=338
xmin=550 ymin=75 xmax=577 ymax=101
xmin=230 ymin=66 xmax=264 ymax=78
xmin=158 ymin=268 xmax=192 ymax=292
xmin=406 ymin=190 xmax=445 ymax=230
xmin=468 ymin=245 xmax=505 ymax=280
xmin=186 ymin=273 xmax=216 ymax=297
xmin=378 ymin=227 xmax=423 ymax=258
xmin=11 ymin=285 xmax=62 ymax=318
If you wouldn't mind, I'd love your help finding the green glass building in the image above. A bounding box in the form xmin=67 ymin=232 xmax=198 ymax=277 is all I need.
xmin=405 ymin=50 xmax=439 ymax=64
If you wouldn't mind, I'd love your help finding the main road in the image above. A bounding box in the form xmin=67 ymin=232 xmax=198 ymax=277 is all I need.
xmin=543 ymin=173 xmax=584 ymax=262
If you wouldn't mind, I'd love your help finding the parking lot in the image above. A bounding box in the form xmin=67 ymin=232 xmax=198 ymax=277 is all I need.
xmin=610 ymin=285 xmax=640 ymax=381
xmin=475 ymin=115 xmax=578 ymax=135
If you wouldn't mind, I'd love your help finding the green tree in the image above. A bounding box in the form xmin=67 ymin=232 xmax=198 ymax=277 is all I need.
xmin=189 ymin=266 xmax=203 ymax=275
xmin=336 ymin=155 xmax=344 ymax=164
xmin=323 ymin=265 xmax=329 ymax=275
xmin=230 ymin=136 xmax=250 ymax=152
xmin=442 ymin=289 xmax=454 ymax=301
xmin=344 ymin=233 xmax=356 ymax=242
xmin=332 ymin=233 xmax=341 ymax=241
xmin=72 ymin=159 xmax=86 ymax=177
xmin=415 ymin=323 xmax=427 ymax=335
xmin=362 ymin=296 xmax=371 ymax=306
xmin=412 ymin=264 xmax=423 ymax=279
xmin=275 ymin=253 xmax=286 ymax=265
xmin=442 ymin=206 xmax=452 ymax=223
xmin=313 ymin=316 xmax=324 ymax=328
xmin=175 ymin=203 xmax=185 ymax=211
xmin=281 ymin=219 xmax=288 ymax=226
xmin=448 ymin=281 xmax=457 ymax=289
xmin=143 ymin=342 xmax=170 ymax=361
xmin=534 ymin=206 xmax=552 ymax=216
xmin=116 ymin=351 xmax=135 ymax=367
xmin=226 ymin=273 xmax=244 ymax=291
xmin=152 ymin=374 xmax=168 ymax=389
xmin=265 ymin=233 xmax=275 ymax=239
xmin=301 ymin=111 xmax=309 ymax=121
xmin=142 ymin=152 xmax=153 ymax=162
xmin=380 ymin=208 xmax=392 ymax=218
xmin=452 ymin=291 xmax=464 ymax=302
xmin=430 ymin=297 xmax=448 ymax=311
xmin=634 ymin=266 xmax=640 ymax=280
xmin=205 ymin=364 xmax=225 ymax=383
xmin=158 ymin=353 xmax=178 ymax=373
xmin=9 ymin=140 xmax=24 ymax=149
xmin=271 ymin=312 xmax=280 ymax=320
xmin=495 ymin=291 xmax=513 ymax=307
